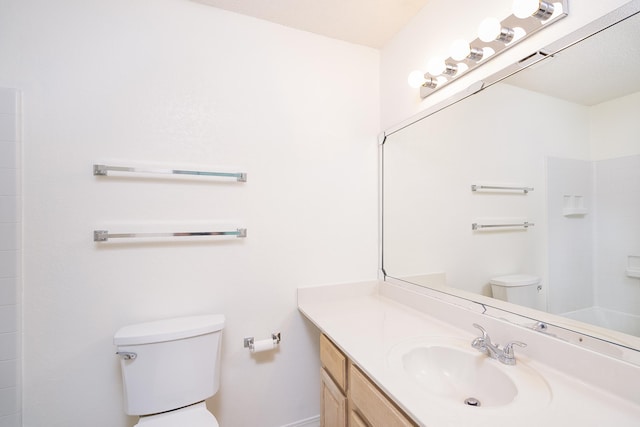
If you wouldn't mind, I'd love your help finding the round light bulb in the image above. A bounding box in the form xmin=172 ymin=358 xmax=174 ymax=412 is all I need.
xmin=551 ymin=3 xmax=563 ymax=18
xmin=512 ymin=27 xmax=526 ymax=42
xmin=483 ymin=46 xmax=496 ymax=59
xmin=407 ymin=70 xmax=426 ymax=88
xmin=513 ymin=0 xmax=540 ymax=19
xmin=426 ymin=57 xmax=446 ymax=76
xmin=478 ymin=17 xmax=502 ymax=42
xmin=450 ymin=39 xmax=471 ymax=61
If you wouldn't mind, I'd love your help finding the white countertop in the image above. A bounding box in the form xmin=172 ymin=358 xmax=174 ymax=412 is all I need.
xmin=298 ymin=280 xmax=640 ymax=427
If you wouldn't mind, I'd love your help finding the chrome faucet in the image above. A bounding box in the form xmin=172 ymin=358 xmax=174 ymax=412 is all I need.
xmin=471 ymin=323 xmax=527 ymax=365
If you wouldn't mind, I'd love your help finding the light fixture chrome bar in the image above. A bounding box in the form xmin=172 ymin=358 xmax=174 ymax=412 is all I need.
xmin=419 ymin=0 xmax=569 ymax=98
xmin=532 ymin=1 xmax=555 ymax=20
xmin=94 ymin=228 xmax=247 ymax=242
xmin=472 ymin=222 xmax=534 ymax=230
xmin=471 ymin=184 xmax=534 ymax=193
xmin=93 ymin=164 xmax=247 ymax=182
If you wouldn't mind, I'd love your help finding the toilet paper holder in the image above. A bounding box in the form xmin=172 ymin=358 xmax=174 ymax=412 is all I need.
xmin=244 ymin=333 xmax=281 ymax=351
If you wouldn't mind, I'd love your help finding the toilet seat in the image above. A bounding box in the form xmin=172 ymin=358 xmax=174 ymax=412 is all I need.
xmin=135 ymin=402 xmax=219 ymax=427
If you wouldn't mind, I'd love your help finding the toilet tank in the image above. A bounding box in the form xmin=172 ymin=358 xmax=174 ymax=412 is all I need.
xmin=114 ymin=314 xmax=225 ymax=416
xmin=489 ymin=274 xmax=544 ymax=310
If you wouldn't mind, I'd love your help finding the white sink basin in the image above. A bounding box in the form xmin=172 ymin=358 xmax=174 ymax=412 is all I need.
xmin=402 ymin=344 xmax=518 ymax=406
xmin=388 ymin=337 xmax=551 ymax=410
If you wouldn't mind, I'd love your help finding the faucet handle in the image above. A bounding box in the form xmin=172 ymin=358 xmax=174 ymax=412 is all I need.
xmin=502 ymin=341 xmax=527 ymax=358
xmin=471 ymin=323 xmax=490 ymax=350
xmin=472 ymin=323 xmax=489 ymax=339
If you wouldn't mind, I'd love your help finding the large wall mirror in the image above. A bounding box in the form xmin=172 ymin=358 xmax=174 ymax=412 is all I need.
xmin=382 ymin=3 xmax=640 ymax=362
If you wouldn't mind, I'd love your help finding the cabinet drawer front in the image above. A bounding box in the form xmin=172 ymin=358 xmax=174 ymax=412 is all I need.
xmin=349 ymin=365 xmax=415 ymax=427
xmin=320 ymin=334 xmax=347 ymax=391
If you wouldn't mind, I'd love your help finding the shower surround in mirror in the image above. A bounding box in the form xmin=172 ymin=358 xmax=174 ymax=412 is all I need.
xmin=383 ymin=83 xmax=640 ymax=338
xmin=548 ymin=154 xmax=640 ymax=336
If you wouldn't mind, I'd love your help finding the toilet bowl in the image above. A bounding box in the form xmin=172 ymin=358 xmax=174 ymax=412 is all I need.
xmin=135 ymin=402 xmax=218 ymax=427
xmin=114 ymin=314 xmax=225 ymax=426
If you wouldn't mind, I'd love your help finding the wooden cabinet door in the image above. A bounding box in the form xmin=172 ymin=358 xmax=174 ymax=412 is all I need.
xmin=321 ymin=368 xmax=346 ymax=427
xmin=349 ymin=410 xmax=369 ymax=427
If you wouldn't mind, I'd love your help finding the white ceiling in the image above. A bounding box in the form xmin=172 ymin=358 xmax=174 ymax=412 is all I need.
xmin=504 ymin=12 xmax=640 ymax=106
xmin=193 ymin=0 xmax=430 ymax=48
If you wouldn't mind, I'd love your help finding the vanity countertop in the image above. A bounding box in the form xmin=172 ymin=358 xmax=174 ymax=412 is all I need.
xmin=298 ymin=280 xmax=640 ymax=427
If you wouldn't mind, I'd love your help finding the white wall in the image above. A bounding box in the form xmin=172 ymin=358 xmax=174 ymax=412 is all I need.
xmin=0 ymin=87 xmax=21 ymax=427
xmin=380 ymin=0 xmax=632 ymax=129
xmin=0 ymin=1 xmax=379 ymax=426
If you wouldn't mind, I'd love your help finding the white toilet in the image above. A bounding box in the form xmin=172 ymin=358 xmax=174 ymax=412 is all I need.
xmin=114 ymin=314 xmax=225 ymax=427
xmin=489 ymin=274 xmax=545 ymax=310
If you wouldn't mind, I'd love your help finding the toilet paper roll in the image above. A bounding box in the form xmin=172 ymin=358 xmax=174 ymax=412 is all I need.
xmin=251 ymin=339 xmax=276 ymax=353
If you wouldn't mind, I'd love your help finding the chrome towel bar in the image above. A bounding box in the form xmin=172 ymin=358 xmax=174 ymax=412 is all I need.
xmin=471 ymin=185 xmax=533 ymax=194
xmin=472 ymin=222 xmax=534 ymax=230
xmin=94 ymin=228 xmax=247 ymax=242
xmin=94 ymin=164 xmax=247 ymax=182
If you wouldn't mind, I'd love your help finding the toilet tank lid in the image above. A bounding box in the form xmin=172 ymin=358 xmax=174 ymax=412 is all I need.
xmin=489 ymin=274 xmax=541 ymax=287
xmin=114 ymin=314 xmax=225 ymax=346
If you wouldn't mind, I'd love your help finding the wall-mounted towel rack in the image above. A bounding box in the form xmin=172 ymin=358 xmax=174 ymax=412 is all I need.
xmin=472 ymin=222 xmax=534 ymax=230
xmin=93 ymin=164 xmax=247 ymax=182
xmin=94 ymin=228 xmax=247 ymax=242
xmin=471 ymin=184 xmax=533 ymax=194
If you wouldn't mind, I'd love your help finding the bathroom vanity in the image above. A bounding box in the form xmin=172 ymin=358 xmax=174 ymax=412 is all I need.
xmin=298 ymin=280 xmax=640 ymax=427
xmin=320 ymin=333 xmax=416 ymax=427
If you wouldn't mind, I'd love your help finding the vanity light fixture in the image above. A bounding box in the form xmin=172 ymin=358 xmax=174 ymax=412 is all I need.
xmin=443 ymin=63 xmax=458 ymax=76
xmin=513 ymin=0 xmax=555 ymax=20
xmin=410 ymin=0 xmax=568 ymax=98
xmin=450 ymin=40 xmax=486 ymax=63
xmin=423 ymin=76 xmax=438 ymax=89
xmin=450 ymin=39 xmax=471 ymax=61
xmin=467 ymin=47 xmax=485 ymax=61
xmin=478 ymin=17 xmax=515 ymax=43
xmin=426 ymin=57 xmax=447 ymax=76
xmin=407 ymin=70 xmax=427 ymax=88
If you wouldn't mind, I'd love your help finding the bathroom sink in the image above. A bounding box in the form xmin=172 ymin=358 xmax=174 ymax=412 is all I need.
xmin=388 ymin=337 xmax=551 ymax=409
xmin=401 ymin=344 xmax=518 ymax=406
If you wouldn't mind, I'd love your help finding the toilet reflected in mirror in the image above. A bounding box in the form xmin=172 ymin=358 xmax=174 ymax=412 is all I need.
xmin=489 ymin=275 xmax=544 ymax=311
